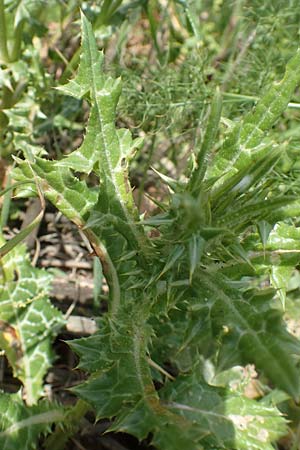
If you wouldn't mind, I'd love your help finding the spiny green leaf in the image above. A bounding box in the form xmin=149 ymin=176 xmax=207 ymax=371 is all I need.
xmin=161 ymin=370 xmax=287 ymax=450
xmin=211 ymin=145 xmax=280 ymax=207
xmin=196 ymin=273 xmax=300 ymax=398
xmin=70 ymin=312 xmax=199 ymax=450
xmin=34 ymin=13 xmax=151 ymax=261
xmin=57 ymin=14 xmax=136 ymax=215
xmin=217 ymin=196 xmax=299 ymax=229
xmin=71 ymin=314 xmax=159 ymax=423
xmin=30 ymin=159 xmax=98 ymax=227
xmin=209 ymin=49 xmax=300 ymax=182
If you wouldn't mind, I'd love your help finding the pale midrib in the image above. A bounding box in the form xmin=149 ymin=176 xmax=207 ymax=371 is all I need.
xmin=242 ymin=69 xmax=299 ymax=150
xmin=168 ymin=401 xmax=233 ymax=422
xmin=221 ymin=66 xmax=299 ymax=168
xmin=14 ymin=307 xmax=33 ymax=404
xmin=202 ymin=275 xmax=292 ymax=387
xmin=0 ymin=410 xmax=64 ymax=436
xmin=242 ymin=99 xmax=281 ymax=150
xmin=133 ymin=328 xmax=147 ymax=394
xmin=133 ymin=327 xmax=157 ymax=402
xmin=168 ymin=401 xmax=280 ymax=426
xmin=220 ymin=97 xmax=280 ymax=169
xmin=87 ymin=40 xmax=145 ymax=256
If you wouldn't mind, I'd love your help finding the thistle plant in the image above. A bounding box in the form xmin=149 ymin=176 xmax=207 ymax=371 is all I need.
xmin=4 ymin=11 xmax=300 ymax=450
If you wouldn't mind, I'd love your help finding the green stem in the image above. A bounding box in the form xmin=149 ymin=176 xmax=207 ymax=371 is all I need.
xmin=83 ymin=227 xmax=121 ymax=315
xmin=44 ymin=400 xmax=91 ymax=450
xmin=0 ymin=0 xmax=9 ymax=63
xmin=133 ymin=324 xmax=159 ymax=403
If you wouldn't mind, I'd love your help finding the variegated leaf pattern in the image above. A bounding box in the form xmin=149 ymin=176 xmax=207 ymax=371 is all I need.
xmin=0 ymin=239 xmax=64 ymax=405
xmin=0 ymin=391 xmax=64 ymax=450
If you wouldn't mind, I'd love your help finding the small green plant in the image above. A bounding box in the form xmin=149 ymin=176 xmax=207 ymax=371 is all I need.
xmin=8 ymin=12 xmax=300 ymax=449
